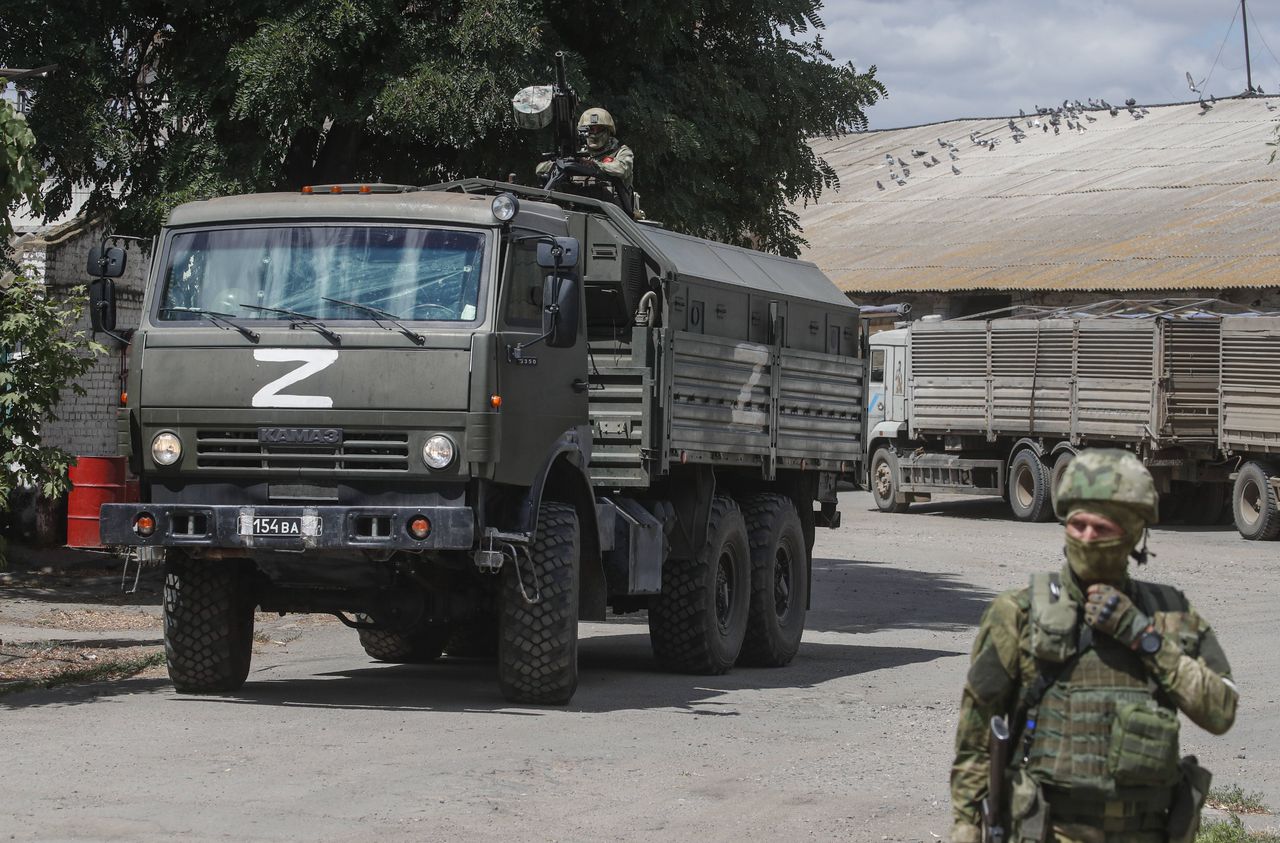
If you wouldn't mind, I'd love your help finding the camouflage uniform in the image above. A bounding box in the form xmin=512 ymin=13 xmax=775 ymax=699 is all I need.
xmin=949 ymin=450 xmax=1238 ymax=843
xmin=535 ymin=107 xmax=634 ymax=189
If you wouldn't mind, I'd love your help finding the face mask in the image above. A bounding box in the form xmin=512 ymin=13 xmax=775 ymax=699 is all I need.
xmin=1064 ymin=533 xmax=1134 ymax=582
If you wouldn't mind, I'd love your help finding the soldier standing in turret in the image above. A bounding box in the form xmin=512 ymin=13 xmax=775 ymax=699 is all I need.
xmin=949 ymin=449 xmax=1238 ymax=843
xmin=536 ymin=107 xmax=635 ymax=210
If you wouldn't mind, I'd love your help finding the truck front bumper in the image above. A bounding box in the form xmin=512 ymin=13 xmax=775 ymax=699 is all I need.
xmin=99 ymin=504 xmax=475 ymax=551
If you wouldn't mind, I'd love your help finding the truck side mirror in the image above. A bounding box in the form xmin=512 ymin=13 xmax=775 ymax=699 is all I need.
xmin=88 ymin=277 xmax=118 ymax=333
xmin=536 ymin=237 xmax=579 ymax=270
xmin=543 ymin=275 xmax=580 ymax=348
xmin=86 ymin=245 xmax=127 ymax=278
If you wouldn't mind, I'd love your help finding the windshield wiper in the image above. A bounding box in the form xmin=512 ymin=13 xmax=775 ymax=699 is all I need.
xmin=322 ymin=297 xmax=425 ymax=346
xmin=239 ymin=304 xmax=341 ymax=344
xmin=159 ymin=307 xmax=260 ymax=342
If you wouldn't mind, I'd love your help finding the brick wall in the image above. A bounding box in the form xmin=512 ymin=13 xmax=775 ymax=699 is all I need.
xmin=18 ymin=222 xmax=148 ymax=459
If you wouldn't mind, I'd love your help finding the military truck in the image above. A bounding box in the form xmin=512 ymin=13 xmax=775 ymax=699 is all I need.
xmin=866 ymin=304 xmax=1230 ymax=523
xmin=86 ymin=178 xmax=865 ymax=705
xmin=1219 ymin=316 xmax=1280 ymax=540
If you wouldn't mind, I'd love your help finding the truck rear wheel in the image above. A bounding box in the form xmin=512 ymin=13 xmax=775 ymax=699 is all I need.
xmin=164 ymin=558 xmax=255 ymax=694
xmin=649 ymin=496 xmax=751 ymax=674
xmin=736 ymin=494 xmax=808 ymax=668
xmin=871 ymin=448 xmax=910 ymax=514
xmin=1233 ymin=462 xmax=1280 ymax=540
xmin=1009 ymin=450 xmax=1054 ymax=523
xmin=356 ymin=617 xmax=449 ymax=663
xmin=498 ymin=501 xmax=580 ymax=705
xmin=1048 ymin=450 xmax=1075 ymax=513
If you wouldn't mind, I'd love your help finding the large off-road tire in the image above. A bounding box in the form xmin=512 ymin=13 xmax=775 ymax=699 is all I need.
xmin=1048 ymin=449 xmax=1075 ymax=515
xmin=1233 ymin=462 xmax=1280 ymax=540
xmin=498 ymin=501 xmax=580 ymax=705
xmin=356 ymin=616 xmax=449 ymax=663
xmin=164 ymin=558 xmax=256 ymax=694
xmin=870 ymin=447 xmax=910 ymax=514
xmin=736 ymin=493 xmax=808 ymax=668
xmin=648 ymin=496 xmax=751 ymax=674
xmin=445 ymin=617 xmax=499 ymax=660
xmin=1008 ymin=449 xmax=1054 ymax=523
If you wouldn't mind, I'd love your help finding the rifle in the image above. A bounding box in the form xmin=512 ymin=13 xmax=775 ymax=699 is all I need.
xmin=983 ymin=715 xmax=1011 ymax=843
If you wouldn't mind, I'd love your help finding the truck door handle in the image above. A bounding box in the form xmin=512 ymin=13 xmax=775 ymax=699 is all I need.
xmin=572 ymin=379 xmax=590 ymax=393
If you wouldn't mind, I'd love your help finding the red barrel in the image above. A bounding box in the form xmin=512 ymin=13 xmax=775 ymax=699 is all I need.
xmin=67 ymin=457 xmax=129 ymax=548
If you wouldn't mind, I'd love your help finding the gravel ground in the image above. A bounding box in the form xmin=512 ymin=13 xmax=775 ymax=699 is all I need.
xmin=1 ymin=490 xmax=1276 ymax=841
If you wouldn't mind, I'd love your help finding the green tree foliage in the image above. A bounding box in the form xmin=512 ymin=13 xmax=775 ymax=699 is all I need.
xmin=0 ymin=275 xmax=105 ymax=500
xmin=1 ymin=79 xmax=44 ymax=248
xmin=2 ymin=0 xmax=884 ymax=256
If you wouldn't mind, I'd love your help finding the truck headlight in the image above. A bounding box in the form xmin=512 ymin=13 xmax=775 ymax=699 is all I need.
xmin=422 ymin=435 xmax=456 ymax=470
xmin=151 ymin=431 xmax=182 ymax=466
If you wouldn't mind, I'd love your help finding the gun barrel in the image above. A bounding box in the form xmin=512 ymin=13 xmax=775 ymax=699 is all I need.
xmin=985 ymin=715 xmax=1010 ymax=843
xmin=554 ymin=51 xmax=568 ymax=92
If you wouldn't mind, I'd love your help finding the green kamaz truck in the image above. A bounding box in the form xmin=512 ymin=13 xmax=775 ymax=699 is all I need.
xmin=88 ymin=177 xmax=865 ymax=705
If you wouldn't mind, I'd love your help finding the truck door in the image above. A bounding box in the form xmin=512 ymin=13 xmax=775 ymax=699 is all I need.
xmin=868 ymin=345 xmax=888 ymax=428
xmin=494 ymin=241 xmax=589 ymax=483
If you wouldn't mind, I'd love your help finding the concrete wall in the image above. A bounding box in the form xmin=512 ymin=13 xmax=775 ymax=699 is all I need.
xmin=17 ymin=222 xmax=148 ymax=459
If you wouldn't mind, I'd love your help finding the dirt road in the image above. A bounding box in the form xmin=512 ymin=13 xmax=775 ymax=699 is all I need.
xmin=2 ymin=492 xmax=1276 ymax=841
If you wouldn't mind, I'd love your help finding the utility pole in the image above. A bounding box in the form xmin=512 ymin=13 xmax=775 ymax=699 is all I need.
xmin=1242 ymin=0 xmax=1254 ymax=93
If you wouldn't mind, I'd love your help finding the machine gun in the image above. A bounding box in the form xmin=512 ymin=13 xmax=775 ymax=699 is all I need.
xmin=511 ymin=52 xmax=636 ymax=217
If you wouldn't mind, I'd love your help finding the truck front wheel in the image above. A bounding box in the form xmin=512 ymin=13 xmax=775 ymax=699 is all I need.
xmin=871 ymin=448 xmax=910 ymax=513
xmin=1008 ymin=450 xmax=1054 ymax=523
xmin=498 ymin=501 xmax=580 ymax=704
xmin=1233 ymin=462 xmax=1280 ymax=540
xmin=164 ymin=558 xmax=256 ymax=694
xmin=649 ymin=496 xmax=751 ymax=674
xmin=736 ymin=494 xmax=808 ymax=668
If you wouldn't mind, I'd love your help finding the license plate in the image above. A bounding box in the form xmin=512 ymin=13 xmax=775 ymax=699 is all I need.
xmin=249 ymin=516 xmax=304 ymax=536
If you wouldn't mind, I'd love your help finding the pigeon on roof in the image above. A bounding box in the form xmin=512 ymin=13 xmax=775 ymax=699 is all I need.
xmin=922 ymin=158 xmax=935 ymax=167
xmin=902 ymin=166 xmax=911 ymax=177
xmin=1013 ymin=133 xmax=1025 ymax=143
xmin=911 ymin=149 xmax=928 ymax=158
xmin=1268 ymin=101 xmax=1278 ymax=111
xmin=895 ymin=177 xmax=907 ymax=186
xmin=952 ymin=164 xmax=961 ymax=174
xmin=1084 ymin=113 xmax=1096 ymax=122
xmin=1255 ymin=85 xmax=1265 ymax=94
xmin=876 ymin=180 xmax=885 ymax=190
xmin=1100 ymin=99 xmax=1111 ymax=109
xmin=1043 ymin=123 xmax=1049 ymax=132
xmin=1125 ymin=97 xmax=1137 ymax=107
xmin=938 ymin=137 xmax=948 ymax=147
xmin=897 ymin=156 xmax=907 ymax=167
xmin=1054 ymin=124 xmax=1060 ymax=134
xmin=889 ymin=170 xmax=897 ymax=180
xmin=885 ymin=153 xmax=894 ymax=162
xmin=930 ymin=155 xmax=939 ymax=164
xmin=1019 ymin=108 xmax=1026 ymax=118
xmin=1110 ymin=106 xmax=1119 ymax=117
xmin=1008 ymin=119 xmax=1018 ymax=130
xmin=949 ymin=149 xmax=959 ymax=160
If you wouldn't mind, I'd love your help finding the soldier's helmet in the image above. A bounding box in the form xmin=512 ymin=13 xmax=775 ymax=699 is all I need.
xmin=577 ymin=107 xmax=616 ymax=133
xmin=1053 ymin=448 xmax=1159 ymax=525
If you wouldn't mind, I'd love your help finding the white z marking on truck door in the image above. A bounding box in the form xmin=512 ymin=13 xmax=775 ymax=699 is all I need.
xmin=251 ymin=349 xmax=339 ymax=408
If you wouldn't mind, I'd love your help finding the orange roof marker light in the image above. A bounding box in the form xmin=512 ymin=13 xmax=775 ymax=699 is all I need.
xmin=490 ymin=394 xmax=503 ymax=409
xmin=300 ymin=185 xmax=314 ymax=194
xmin=359 ymin=185 xmax=372 ymax=194
xmin=329 ymin=185 xmax=343 ymax=194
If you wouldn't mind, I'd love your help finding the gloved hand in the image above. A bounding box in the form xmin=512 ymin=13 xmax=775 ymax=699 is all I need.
xmin=949 ymin=821 xmax=982 ymax=843
xmin=1084 ymin=583 xmax=1152 ymax=649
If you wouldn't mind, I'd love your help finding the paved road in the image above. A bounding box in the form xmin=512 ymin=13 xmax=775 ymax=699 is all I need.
xmin=3 ymin=492 xmax=1276 ymax=841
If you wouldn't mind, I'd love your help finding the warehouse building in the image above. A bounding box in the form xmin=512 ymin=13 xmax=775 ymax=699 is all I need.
xmin=795 ymin=95 xmax=1280 ymax=322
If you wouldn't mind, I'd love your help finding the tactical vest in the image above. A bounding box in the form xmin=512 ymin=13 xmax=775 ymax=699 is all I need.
xmin=1021 ymin=572 xmax=1188 ymax=798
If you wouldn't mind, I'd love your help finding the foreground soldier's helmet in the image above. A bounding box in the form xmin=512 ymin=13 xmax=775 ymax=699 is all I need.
xmin=1054 ymin=448 xmax=1159 ymax=525
xmin=577 ymin=107 xmax=616 ymax=134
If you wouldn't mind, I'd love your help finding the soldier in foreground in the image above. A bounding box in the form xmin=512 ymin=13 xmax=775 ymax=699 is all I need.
xmin=949 ymin=449 xmax=1238 ymax=842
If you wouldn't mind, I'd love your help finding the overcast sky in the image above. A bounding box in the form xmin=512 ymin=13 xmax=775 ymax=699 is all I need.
xmin=820 ymin=0 xmax=1280 ymax=129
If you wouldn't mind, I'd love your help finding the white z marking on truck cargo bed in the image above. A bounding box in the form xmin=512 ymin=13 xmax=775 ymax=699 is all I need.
xmin=251 ymin=349 xmax=339 ymax=408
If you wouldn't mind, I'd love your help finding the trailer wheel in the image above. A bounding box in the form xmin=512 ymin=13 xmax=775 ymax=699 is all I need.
xmin=870 ymin=448 xmax=910 ymax=514
xmin=736 ymin=494 xmax=808 ymax=668
xmin=1008 ymin=450 xmax=1054 ymax=523
xmin=164 ymin=558 xmax=256 ymax=694
xmin=649 ymin=496 xmax=751 ymax=674
xmin=1233 ymin=462 xmax=1280 ymax=540
xmin=1048 ymin=450 xmax=1076 ymax=513
xmin=356 ymin=617 xmax=449 ymax=663
xmin=498 ymin=501 xmax=580 ymax=705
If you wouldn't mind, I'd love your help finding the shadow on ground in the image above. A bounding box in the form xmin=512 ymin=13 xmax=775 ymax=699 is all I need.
xmin=807 ymin=557 xmax=995 ymax=634
xmin=0 ymin=631 xmax=959 ymax=715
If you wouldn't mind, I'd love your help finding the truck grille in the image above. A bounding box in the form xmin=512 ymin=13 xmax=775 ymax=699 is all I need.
xmin=195 ymin=430 xmax=410 ymax=472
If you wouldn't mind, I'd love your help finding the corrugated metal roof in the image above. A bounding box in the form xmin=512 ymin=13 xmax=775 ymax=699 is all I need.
xmin=795 ymin=96 xmax=1280 ymax=293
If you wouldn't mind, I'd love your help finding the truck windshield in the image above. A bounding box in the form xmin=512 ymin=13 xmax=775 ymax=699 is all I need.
xmin=157 ymin=225 xmax=487 ymax=322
